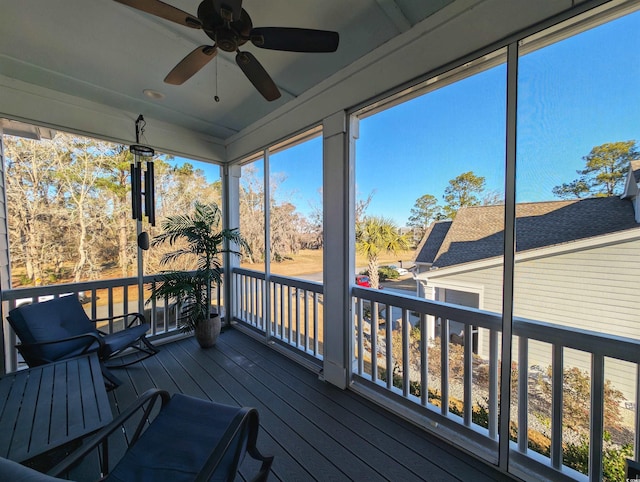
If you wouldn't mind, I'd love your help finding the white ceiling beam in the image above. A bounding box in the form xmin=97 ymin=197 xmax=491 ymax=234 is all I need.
xmin=375 ymin=0 xmax=412 ymax=33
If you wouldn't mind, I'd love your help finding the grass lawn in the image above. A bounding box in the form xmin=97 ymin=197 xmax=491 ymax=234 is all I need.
xmin=241 ymin=248 xmax=415 ymax=277
xmin=11 ymin=248 xmax=417 ymax=306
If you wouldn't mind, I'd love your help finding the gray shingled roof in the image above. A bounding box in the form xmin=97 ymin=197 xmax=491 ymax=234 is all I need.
xmin=414 ymin=221 xmax=451 ymax=264
xmin=415 ymin=197 xmax=639 ymax=268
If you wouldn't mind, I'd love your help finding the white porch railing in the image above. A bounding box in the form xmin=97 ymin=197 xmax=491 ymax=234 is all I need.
xmin=232 ymin=268 xmax=324 ymax=359
xmin=352 ymin=285 xmax=640 ymax=482
xmin=6 ymin=270 xmax=638 ymax=480
xmin=1 ymin=273 xmax=223 ymax=372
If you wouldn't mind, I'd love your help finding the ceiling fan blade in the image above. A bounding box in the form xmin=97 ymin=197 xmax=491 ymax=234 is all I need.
xmin=213 ymin=0 xmax=243 ymax=22
xmin=250 ymin=27 xmax=339 ymax=52
xmin=113 ymin=0 xmax=201 ymax=28
xmin=235 ymin=51 xmax=281 ymax=102
xmin=164 ymin=46 xmax=217 ymax=85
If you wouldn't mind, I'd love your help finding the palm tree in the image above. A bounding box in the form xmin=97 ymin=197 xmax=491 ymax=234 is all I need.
xmin=149 ymin=202 xmax=248 ymax=333
xmin=355 ymin=216 xmax=409 ymax=289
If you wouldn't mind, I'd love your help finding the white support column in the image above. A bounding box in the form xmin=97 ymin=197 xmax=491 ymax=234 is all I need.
xmin=223 ymin=164 xmax=241 ymax=324
xmin=322 ymin=111 xmax=353 ymax=389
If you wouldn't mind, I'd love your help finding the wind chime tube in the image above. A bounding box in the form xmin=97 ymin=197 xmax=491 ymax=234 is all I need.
xmin=144 ymin=160 xmax=156 ymax=226
xmin=130 ymin=162 xmax=143 ymax=220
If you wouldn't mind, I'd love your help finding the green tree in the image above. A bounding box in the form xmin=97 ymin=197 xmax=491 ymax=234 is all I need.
xmin=552 ymin=140 xmax=639 ymax=199
xmin=355 ymin=216 xmax=409 ymax=289
xmin=407 ymin=194 xmax=443 ymax=234
xmin=443 ymin=171 xmax=486 ymax=219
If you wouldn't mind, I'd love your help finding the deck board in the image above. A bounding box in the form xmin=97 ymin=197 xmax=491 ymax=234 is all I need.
xmin=98 ymin=328 xmax=515 ymax=482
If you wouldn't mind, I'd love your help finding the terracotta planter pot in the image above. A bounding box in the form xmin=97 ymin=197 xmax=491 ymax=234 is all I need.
xmin=195 ymin=313 xmax=221 ymax=348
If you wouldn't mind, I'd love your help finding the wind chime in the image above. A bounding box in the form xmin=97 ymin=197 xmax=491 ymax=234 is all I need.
xmin=130 ymin=115 xmax=156 ymax=231
xmin=129 ymin=115 xmax=155 ymax=313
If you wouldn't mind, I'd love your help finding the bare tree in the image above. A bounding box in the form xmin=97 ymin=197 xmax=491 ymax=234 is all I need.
xmin=4 ymin=135 xmax=66 ymax=285
xmin=54 ymin=135 xmax=113 ymax=281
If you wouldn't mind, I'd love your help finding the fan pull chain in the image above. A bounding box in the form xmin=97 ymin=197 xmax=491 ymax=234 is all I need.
xmin=214 ymin=58 xmax=220 ymax=102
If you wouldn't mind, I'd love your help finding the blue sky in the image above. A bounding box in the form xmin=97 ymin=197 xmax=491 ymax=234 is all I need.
xmin=175 ymin=9 xmax=640 ymax=227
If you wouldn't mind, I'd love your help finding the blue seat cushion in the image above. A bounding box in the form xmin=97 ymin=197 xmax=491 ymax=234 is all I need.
xmin=101 ymin=323 xmax=150 ymax=357
xmin=8 ymin=297 xmax=97 ymax=362
xmin=105 ymin=394 xmax=245 ymax=482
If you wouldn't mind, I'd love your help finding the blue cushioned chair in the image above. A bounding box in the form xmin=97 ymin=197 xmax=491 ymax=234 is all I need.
xmin=0 ymin=390 xmax=273 ymax=481
xmin=7 ymin=296 xmax=159 ymax=387
xmin=48 ymin=389 xmax=273 ymax=481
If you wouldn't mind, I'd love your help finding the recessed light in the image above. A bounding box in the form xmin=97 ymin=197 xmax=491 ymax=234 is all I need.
xmin=143 ymin=89 xmax=165 ymax=100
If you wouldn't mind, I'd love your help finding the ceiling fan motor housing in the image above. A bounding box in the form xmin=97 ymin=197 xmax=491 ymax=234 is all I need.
xmin=215 ymin=28 xmax=240 ymax=52
xmin=199 ymin=1 xmax=250 ymax=51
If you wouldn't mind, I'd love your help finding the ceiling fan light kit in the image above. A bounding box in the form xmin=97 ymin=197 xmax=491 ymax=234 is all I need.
xmin=114 ymin=0 xmax=340 ymax=101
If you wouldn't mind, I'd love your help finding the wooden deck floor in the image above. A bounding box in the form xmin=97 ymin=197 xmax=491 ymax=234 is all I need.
xmin=103 ymin=328 xmax=514 ymax=481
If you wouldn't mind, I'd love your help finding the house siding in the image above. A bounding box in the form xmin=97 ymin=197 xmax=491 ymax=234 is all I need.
xmin=424 ymin=238 xmax=640 ymax=400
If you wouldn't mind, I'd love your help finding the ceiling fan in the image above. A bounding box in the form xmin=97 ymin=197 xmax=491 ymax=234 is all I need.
xmin=114 ymin=0 xmax=340 ymax=101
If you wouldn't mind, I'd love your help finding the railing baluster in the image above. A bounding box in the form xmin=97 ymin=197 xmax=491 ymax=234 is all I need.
xmin=441 ymin=318 xmax=450 ymax=417
xmin=273 ymin=281 xmax=277 ymax=337
xmin=420 ymin=313 xmax=428 ymax=406
xmin=489 ymin=328 xmax=499 ymax=439
xmin=91 ymin=289 xmax=97 ymax=319
xmin=279 ymin=284 xmax=284 ymax=340
xmin=259 ymin=277 xmax=265 ymax=330
xmin=303 ymin=289 xmax=309 ymax=352
xmin=402 ymin=307 xmax=409 ymax=397
xmin=248 ymin=275 xmax=252 ymax=323
xmin=517 ymin=336 xmax=528 ymax=453
xmin=313 ymin=292 xmax=319 ymax=356
xmin=287 ymin=285 xmax=292 ymax=343
xmin=295 ymin=287 xmax=301 ymax=347
xmin=463 ymin=322 xmax=473 ymax=426
xmin=590 ymin=353 xmax=605 ymax=482
xmin=371 ymin=301 xmax=379 ymax=383
xmin=108 ymin=287 xmax=114 ymax=333
xmin=386 ymin=303 xmax=393 ymax=391
xmin=240 ymin=274 xmax=245 ymax=322
xmin=253 ymin=277 xmax=258 ymax=327
xmin=123 ymin=284 xmax=129 ymax=317
xmin=149 ymin=287 xmax=157 ymax=336
xmin=551 ymin=344 xmax=563 ymax=470
xmin=357 ymin=297 xmax=364 ymax=376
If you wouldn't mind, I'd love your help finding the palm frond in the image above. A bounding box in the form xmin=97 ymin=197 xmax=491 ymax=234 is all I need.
xmin=149 ymin=201 xmax=249 ymax=331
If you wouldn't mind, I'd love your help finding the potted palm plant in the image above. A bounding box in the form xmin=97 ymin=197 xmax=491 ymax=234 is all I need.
xmin=149 ymin=202 xmax=248 ymax=348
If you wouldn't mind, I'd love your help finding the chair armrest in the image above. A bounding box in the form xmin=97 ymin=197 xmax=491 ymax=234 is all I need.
xmin=47 ymin=388 xmax=170 ymax=477
xmin=92 ymin=312 xmax=147 ymax=329
xmin=17 ymin=332 xmax=104 ymax=364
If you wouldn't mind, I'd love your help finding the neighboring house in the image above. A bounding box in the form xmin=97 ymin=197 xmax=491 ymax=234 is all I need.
xmin=413 ymin=163 xmax=640 ymax=399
